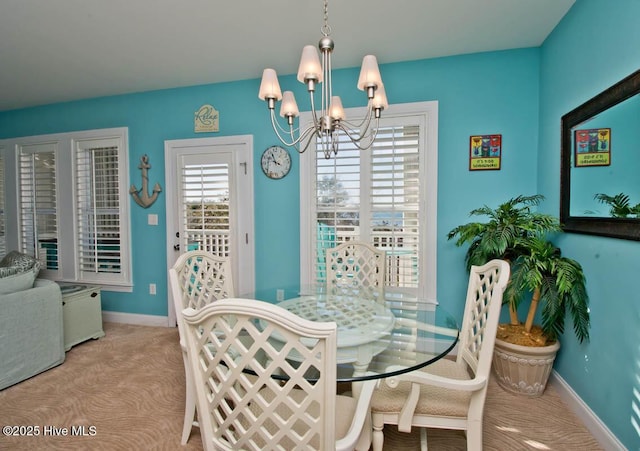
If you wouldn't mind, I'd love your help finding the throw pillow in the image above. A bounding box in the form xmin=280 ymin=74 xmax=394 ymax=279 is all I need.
xmin=0 ymin=251 xmax=42 ymax=274
xmin=0 ymin=265 xmax=22 ymax=278
xmin=0 ymin=266 xmax=38 ymax=294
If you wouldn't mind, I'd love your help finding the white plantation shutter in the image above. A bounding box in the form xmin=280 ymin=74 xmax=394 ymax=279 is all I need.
xmin=18 ymin=143 xmax=58 ymax=269
xmin=4 ymin=128 xmax=131 ymax=289
xmin=181 ymin=159 xmax=231 ymax=257
xmin=313 ymin=125 xmax=421 ymax=289
xmin=316 ymin=140 xmax=361 ymax=281
xmin=305 ymin=102 xmax=439 ymax=300
xmin=76 ymin=144 xmax=121 ymax=276
xmin=370 ymin=126 xmax=420 ymax=288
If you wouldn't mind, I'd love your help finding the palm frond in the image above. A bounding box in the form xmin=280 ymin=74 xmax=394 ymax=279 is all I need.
xmin=448 ymin=195 xmax=590 ymax=343
xmin=594 ymin=192 xmax=633 ymax=217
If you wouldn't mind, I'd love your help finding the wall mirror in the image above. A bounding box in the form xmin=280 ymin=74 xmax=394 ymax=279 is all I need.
xmin=560 ymin=69 xmax=640 ymax=241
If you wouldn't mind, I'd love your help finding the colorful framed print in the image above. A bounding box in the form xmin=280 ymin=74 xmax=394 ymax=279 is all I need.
xmin=574 ymin=128 xmax=610 ymax=167
xmin=469 ymin=134 xmax=501 ymax=171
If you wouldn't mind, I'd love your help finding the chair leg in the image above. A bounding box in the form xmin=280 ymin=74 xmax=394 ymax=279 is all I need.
xmin=372 ymin=414 xmax=384 ymax=451
xmin=420 ymin=427 xmax=428 ymax=451
xmin=355 ymin=411 xmax=372 ymax=451
xmin=466 ymin=422 xmax=482 ymax=451
xmin=181 ymin=371 xmax=197 ymax=445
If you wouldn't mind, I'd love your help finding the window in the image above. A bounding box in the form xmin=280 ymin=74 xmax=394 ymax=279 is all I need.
xmin=300 ymin=102 xmax=438 ymax=300
xmin=18 ymin=143 xmax=58 ymax=269
xmin=2 ymin=128 xmax=131 ymax=290
xmin=74 ymin=137 xmax=128 ymax=285
xmin=182 ymin=159 xmax=231 ymax=256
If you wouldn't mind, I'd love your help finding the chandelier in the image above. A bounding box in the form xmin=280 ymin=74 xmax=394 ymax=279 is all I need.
xmin=258 ymin=0 xmax=388 ymax=159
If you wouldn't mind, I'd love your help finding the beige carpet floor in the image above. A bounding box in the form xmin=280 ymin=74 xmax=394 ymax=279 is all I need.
xmin=0 ymin=322 xmax=602 ymax=450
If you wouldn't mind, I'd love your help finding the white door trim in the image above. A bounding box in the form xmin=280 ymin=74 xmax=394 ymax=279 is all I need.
xmin=164 ymin=135 xmax=255 ymax=327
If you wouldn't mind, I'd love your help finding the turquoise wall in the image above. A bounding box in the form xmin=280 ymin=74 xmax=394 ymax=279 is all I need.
xmin=539 ymin=0 xmax=640 ymax=448
xmin=0 ymin=47 xmax=541 ymax=321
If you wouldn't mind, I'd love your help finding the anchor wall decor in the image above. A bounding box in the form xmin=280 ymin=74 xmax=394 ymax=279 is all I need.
xmin=130 ymin=154 xmax=162 ymax=208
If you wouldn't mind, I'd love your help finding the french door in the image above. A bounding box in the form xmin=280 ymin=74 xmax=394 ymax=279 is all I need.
xmin=165 ymin=136 xmax=254 ymax=326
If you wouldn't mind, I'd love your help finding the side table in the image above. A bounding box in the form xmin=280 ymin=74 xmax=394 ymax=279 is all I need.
xmin=57 ymin=283 xmax=105 ymax=351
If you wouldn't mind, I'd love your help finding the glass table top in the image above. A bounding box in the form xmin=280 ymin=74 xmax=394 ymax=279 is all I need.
xmin=240 ymin=285 xmax=460 ymax=382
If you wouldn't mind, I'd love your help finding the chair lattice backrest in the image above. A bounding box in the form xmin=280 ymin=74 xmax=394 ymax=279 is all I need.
xmin=182 ymin=298 xmax=338 ymax=451
xmin=168 ymin=250 xmax=236 ymax=444
xmin=170 ymin=250 xmax=234 ymax=311
xmin=326 ymin=241 xmax=386 ymax=300
xmin=457 ymin=259 xmax=510 ymax=376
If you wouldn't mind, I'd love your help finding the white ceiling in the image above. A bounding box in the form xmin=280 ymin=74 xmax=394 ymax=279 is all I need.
xmin=0 ymin=0 xmax=575 ymax=112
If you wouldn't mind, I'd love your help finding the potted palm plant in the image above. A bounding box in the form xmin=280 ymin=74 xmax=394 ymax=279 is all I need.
xmin=447 ymin=195 xmax=590 ymax=396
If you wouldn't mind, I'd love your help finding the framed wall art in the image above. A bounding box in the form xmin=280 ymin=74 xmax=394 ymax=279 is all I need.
xmin=469 ymin=134 xmax=501 ymax=171
xmin=574 ymin=128 xmax=610 ymax=167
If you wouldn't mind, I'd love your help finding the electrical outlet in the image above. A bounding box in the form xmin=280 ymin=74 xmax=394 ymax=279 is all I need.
xmin=276 ymin=289 xmax=284 ymax=302
xmin=149 ymin=283 xmax=156 ymax=295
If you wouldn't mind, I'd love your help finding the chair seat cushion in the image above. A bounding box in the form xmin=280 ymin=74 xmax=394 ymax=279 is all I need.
xmin=371 ymin=359 xmax=472 ymax=417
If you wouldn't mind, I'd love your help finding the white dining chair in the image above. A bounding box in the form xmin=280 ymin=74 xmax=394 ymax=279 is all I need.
xmin=326 ymin=241 xmax=386 ymax=301
xmin=370 ymin=259 xmax=510 ymax=451
xmin=168 ymin=250 xmax=235 ymax=445
xmin=181 ymin=298 xmax=377 ymax=451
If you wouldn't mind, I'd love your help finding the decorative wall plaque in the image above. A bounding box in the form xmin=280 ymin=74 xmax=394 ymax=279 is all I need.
xmin=194 ymin=104 xmax=219 ymax=132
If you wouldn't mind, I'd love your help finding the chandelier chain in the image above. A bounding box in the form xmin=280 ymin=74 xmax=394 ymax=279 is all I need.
xmin=321 ymin=0 xmax=331 ymax=37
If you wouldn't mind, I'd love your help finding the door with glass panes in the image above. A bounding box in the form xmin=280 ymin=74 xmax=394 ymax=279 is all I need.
xmin=165 ymin=136 xmax=254 ymax=326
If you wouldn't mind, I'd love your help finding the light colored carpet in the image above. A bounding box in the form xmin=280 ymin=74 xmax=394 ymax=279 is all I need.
xmin=0 ymin=322 xmax=602 ymax=450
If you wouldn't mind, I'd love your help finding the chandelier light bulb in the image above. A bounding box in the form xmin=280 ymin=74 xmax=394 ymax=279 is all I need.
xmin=357 ymin=55 xmax=383 ymax=93
xmin=372 ymin=83 xmax=388 ymax=110
xmin=258 ymin=68 xmax=282 ymax=101
xmin=329 ymin=96 xmax=345 ymax=120
xmin=297 ymin=45 xmax=323 ymax=83
xmin=280 ymin=91 xmax=300 ymax=118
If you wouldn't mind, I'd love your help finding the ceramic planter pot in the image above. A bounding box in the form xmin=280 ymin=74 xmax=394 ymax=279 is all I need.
xmin=492 ymin=337 xmax=560 ymax=397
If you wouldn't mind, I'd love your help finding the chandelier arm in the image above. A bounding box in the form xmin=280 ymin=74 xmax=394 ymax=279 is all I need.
xmin=334 ymin=118 xmax=374 ymax=144
xmin=299 ymin=123 xmax=322 ymax=148
xmin=340 ymin=103 xmax=375 ymax=134
xmin=287 ymin=126 xmax=301 ymax=153
xmin=298 ymin=128 xmax=321 ymax=155
xmin=268 ymin=110 xmax=312 ymax=148
xmin=331 ymin=128 xmax=339 ymax=157
xmin=308 ymin=90 xmax=321 ymax=129
xmin=268 ymin=110 xmax=297 ymax=147
xmin=334 ymin=118 xmax=381 ymax=151
xmin=272 ymin=112 xmax=301 ymax=136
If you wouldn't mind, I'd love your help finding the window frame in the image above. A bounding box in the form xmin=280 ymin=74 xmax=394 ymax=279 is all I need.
xmin=299 ymin=101 xmax=438 ymax=301
xmin=0 ymin=127 xmax=132 ymax=290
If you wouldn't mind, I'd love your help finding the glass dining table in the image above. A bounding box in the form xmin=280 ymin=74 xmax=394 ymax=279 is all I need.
xmin=239 ymin=284 xmax=460 ymax=383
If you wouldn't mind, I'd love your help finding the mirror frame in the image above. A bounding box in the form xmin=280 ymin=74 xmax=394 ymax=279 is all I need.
xmin=560 ymin=69 xmax=640 ymax=241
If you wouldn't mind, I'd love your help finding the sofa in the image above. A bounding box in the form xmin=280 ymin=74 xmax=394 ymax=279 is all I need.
xmin=0 ymin=251 xmax=65 ymax=390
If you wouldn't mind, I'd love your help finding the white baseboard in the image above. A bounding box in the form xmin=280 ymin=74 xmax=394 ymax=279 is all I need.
xmin=102 ymin=311 xmax=170 ymax=327
xmin=549 ymin=370 xmax=626 ymax=450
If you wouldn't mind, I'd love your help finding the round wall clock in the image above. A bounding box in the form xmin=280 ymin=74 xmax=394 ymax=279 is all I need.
xmin=261 ymin=145 xmax=291 ymax=180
